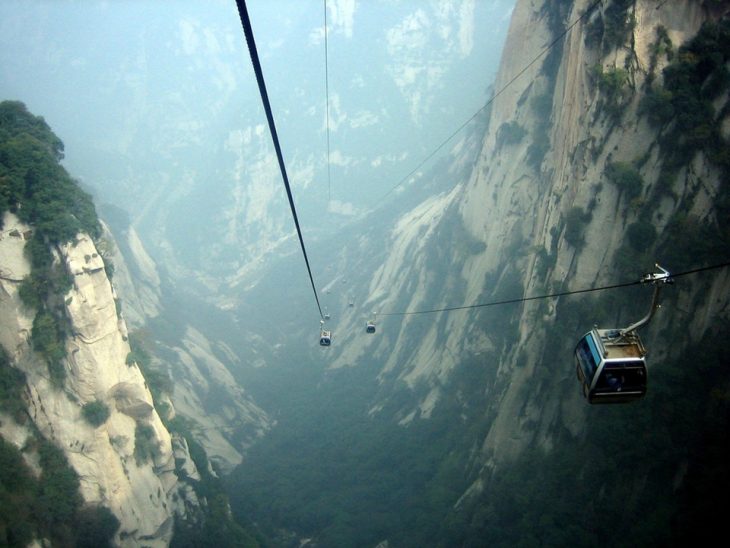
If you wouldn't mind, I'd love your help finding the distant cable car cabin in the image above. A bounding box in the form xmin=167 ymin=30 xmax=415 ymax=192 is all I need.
xmin=319 ymin=320 xmax=331 ymax=346
xmin=575 ymin=265 xmax=672 ymax=404
xmin=366 ymin=312 xmax=377 ymax=333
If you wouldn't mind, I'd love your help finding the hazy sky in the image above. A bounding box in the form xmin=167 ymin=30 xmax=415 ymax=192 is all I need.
xmin=0 ymin=0 xmax=515 ymax=275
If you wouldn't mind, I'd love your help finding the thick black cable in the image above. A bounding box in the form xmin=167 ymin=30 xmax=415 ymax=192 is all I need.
xmin=324 ymin=0 xmax=332 ymax=204
xmin=234 ymin=0 xmax=324 ymax=319
xmin=380 ymin=262 xmax=730 ymax=317
xmin=378 ymin=0 xmax=605 ymax=203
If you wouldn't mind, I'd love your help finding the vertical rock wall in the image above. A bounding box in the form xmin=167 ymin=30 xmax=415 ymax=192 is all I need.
xmin=0 ymin=211 xmax=194 ymax=547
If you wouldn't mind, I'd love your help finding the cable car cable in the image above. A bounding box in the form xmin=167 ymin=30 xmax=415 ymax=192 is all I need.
xmin=376 ymin=0 xmax=605 ymax=204
xmin=379 ymin=261 xmax=730 ymax=317
xmin=234 ymin=0 xmax=324 ymax=319
xmin=324 ymin=0 xmax=332 ymax=205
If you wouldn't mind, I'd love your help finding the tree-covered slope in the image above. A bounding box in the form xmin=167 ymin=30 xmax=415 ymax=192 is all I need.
xmin=0 ymin=100 xmax=99 ymax=240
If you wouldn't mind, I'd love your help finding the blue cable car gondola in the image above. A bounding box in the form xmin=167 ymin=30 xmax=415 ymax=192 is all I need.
xmin=575 ymin=265 xmax=672 ymax=404
xmin=575 ymin=328 xmax=647 ymax=404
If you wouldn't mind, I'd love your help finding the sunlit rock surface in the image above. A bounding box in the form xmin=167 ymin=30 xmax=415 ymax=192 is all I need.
xmin=0 ymin=212 xmax=199 ymax=547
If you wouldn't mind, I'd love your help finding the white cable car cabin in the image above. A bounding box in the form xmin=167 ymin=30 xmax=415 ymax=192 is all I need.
xmin=366 ymin=321 xmax=376 ymax=333
xmin=574 ymin=265 xmax=671 ymax=405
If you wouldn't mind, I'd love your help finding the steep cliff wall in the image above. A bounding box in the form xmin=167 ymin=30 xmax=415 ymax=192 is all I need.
xmin=467 ymin=0 xmax=728 ymax=463
xmin=104 ymin=222 xmax=163 ymax=329
xmin=323 ymin=0 xmax=728 ymax=463
xmin=0 ymin=212 xmax=196 ymax=546
xmin=102 ymin=215 xmax=272 ymax=473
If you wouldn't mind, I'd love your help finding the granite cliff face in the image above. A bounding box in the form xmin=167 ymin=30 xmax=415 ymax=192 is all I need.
xmin=320 ymin=0 xmax=729 ymax=466
xmin=454 ymin=0 xmax=729 ymax=465
xmin=0 ymin=193 xmax=271 ymax=547
xmin=0 ymin=212 xmax=194 ymax=546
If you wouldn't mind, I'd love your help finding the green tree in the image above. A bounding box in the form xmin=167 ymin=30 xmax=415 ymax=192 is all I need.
xmin=0 ymin=346 xmax=26 ymax=416
xmin=563 ymin=206 xmax=590 ymax=248
xmin=0 ymin=438 xmax=37 ymax=547
xmin=75 ymin=506 xmax=120 ymax=548
xmin=134 ymin=423 xmax=160 ymax=465
xmin=626 ymin=220 xmax=657 ymax=252
xmin=81 ymin=400 xmax=111 ymax=427
xmin=605 ymin=161 xmax=644 ymax=201
xmin=593 ymin=65 xmax=631 ymax=120
xmin=496 ymin=121 xmax=527 ymax=148
xmin=35 ymin=440 xmax=83 ymax=538
xmin=31 ymin=312 xmax=66 ymax=386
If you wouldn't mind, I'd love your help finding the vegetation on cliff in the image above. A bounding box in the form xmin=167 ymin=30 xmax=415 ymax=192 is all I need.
xmin=1 ymin=100 xmax=102 ymax=386
xmin=0 ymin=101 xmax=99 ymax=239
xmin=1 ymin=101 xmax=121 ymax=546
xmin=0 ymin=434 xmax=119 ymax=547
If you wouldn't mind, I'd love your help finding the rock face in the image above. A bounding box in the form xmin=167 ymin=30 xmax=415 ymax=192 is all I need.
xmin=0 ymin=211 xmax=196 ymax=547
xmin=162 ymin=325 xmax=272 ymax=473
xmin=103 ymin=222 xmax=162 ymax=330
xmin=455 ymin=0 xmax=727 ymax=463
xmin=321 ymin=0 xmax=728 ymax=471
xmin=101 ymin=217 xmax=272 ymax=472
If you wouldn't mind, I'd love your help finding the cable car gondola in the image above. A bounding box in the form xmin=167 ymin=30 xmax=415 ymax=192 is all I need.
xmin=319 ymin=320 xmax=331 ymax=346
xmin=575 ymin=328 xmax=647 ymax=404
xmin=366 ymin=312 xmax=377 ymax=333
xmin=575 ymin=265 xmax=672 ymax=404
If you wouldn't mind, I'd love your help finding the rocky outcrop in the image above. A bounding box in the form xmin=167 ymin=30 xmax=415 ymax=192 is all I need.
xmin=465 ymin=0 xmax=727 ymax=462
xmin=0 ymin=215 xmax=33 ymax=359
xmin=103 ymin=222 xmax=162 ymax=329
xmin=159 ymin=326 xmax=272 ymax=473
xmin=100 ymin=218 xmax=271 ymax=473
xmin=0 ymin=211 xmax=198 ymax=547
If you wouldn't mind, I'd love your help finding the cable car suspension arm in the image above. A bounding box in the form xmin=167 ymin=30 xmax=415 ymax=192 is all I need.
xmin=620 ymin=264 xmax=673 ymax=336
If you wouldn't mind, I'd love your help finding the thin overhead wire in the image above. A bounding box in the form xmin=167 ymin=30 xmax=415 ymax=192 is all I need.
xmin=234 ymin=0 xmax=324 ymax=319
xmin=324 ymin=0 xmax=332 ymax=205
xmin=377 ymin=0 xmax=605 ymax=204
xmin=379 ymin=262 xmax=730 ymax=317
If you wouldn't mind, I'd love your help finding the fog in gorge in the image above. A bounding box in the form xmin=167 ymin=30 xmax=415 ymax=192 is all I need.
xmin=2 ymin=1 xmax=729 ymax=546
xmin=0 ymin=0 xmax=513 ymax=286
